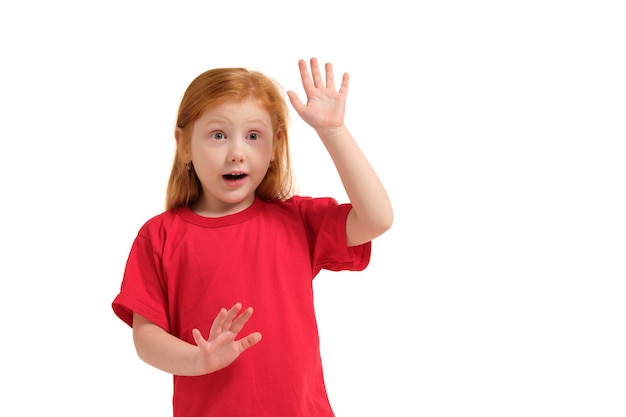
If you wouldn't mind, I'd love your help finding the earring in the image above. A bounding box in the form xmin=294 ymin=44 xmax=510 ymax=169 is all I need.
xmin=186 ymin=162 xmax=193 ymax=172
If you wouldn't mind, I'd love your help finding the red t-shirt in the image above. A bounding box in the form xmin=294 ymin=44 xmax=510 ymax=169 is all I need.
xmin=112 ymin=196 xmax=371 ymax=417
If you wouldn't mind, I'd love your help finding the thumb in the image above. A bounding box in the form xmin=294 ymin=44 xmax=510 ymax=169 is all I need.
xmin=192 ymin=328 xmax=206 ymax=346
xmin=287 ymin=91 xmax=305 ymax=113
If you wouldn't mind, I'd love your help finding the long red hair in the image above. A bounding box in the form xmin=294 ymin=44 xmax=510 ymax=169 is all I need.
xmin=166 ymin=68 xmax=293 ymax=210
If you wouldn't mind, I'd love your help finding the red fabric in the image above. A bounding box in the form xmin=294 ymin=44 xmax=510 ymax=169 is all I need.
xmin=112 ymin=196 xmax=371 ymax=417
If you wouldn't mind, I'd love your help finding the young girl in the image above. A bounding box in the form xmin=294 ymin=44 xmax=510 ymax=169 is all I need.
xmin=112 ymin=58 xmax=393 ymax=417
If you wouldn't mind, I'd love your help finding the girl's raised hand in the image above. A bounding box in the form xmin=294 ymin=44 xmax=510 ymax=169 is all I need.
xmin=191 ymin=302 xmax=262 ymax=374
xmin=287 ymin=58 xmax=349 ymax=134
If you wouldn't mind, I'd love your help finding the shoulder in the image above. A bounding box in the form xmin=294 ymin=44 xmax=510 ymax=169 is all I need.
xmin=138 ymin=209 xmax=177 ymax=229
xmin=135 ymin=208 xmax=184 ymax=239
xmin=266 ymin=195 xmax=351 ymax=230
xmin=256 ymin=195 xmax=340 ymax=221
xmin=280 ymin=195 xmax=340 ymax=214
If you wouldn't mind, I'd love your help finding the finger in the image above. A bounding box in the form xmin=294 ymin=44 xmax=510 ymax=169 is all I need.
xmin=238 ymin=331 xmax=262 ymax=350
xmin=338 ymin=72 xmax=349 ymax=95
xmin=324 ymin=62 xmax=335 ymax=91
xmin=230 ymin=306 xmax=254 ymax=334
xmin=209 ymin=307 xmax=227 ymax=336
xmin=298 ymin=59 xmax=314 ymax=92
xmin=223 ymin=302 xmax=243 ymax=330
xmin=309 ymin=57 xmax=324 ymax=88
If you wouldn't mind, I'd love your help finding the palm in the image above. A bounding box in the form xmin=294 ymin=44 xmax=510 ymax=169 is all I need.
xmin=287 ymin=58 xmax=349 ymax=131
xmin=192 ymin=303 xmax=262 ymax=373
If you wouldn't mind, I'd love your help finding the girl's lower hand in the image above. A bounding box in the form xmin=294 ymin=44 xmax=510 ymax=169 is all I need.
xmin=191 ymin=302 xmax=262 ymax=373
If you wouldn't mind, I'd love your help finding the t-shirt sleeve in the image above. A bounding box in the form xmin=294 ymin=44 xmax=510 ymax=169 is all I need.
xmin=300 ymin=197 xmax=372 ymax=275
xmin=111 ymin=225 xmax=171 ymax=332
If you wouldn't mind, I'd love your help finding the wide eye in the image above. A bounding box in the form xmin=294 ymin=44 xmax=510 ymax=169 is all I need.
xmin=211 ymin=132 xmax=225 ymax=140
xmin=247 ymin=132 xmax=259 ymax=141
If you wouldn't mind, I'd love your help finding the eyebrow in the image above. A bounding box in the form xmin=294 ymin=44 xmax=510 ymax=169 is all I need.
xmin=199 ymin=115 xmax=270 ymax=127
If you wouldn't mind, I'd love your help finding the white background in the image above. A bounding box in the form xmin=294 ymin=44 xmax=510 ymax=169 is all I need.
xmin=1 ymin=1 xmax=625 ymax=416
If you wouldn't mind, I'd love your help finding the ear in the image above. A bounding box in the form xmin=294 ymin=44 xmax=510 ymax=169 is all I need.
xmin=272 ymin=129 xmax=283 ymax=162
xmin=175 ymin=127 xmax=191 ymax=162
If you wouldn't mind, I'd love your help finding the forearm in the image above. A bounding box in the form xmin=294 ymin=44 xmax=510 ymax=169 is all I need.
xmin=132 ymin=313 xmax=207 ymax=376
xmin=317 ymin=125 xmax=393 ymax=246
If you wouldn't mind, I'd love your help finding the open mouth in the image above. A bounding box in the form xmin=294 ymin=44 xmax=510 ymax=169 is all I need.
xmin=223 ymin=173 xmax=248 ymax=181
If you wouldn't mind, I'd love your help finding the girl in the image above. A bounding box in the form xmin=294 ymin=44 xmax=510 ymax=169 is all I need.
xmin=112 ymin=57 xmax=393 ymax=417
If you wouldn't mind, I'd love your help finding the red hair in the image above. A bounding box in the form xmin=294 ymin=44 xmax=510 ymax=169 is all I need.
xmin=166 ymin=68 xmax=293 ymax=210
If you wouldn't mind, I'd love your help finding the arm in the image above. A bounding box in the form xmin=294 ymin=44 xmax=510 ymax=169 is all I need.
xmin=287 ymin=58 xmax=393 ymax=246
xmin=132 ymin=303 xmax=261 ymax=376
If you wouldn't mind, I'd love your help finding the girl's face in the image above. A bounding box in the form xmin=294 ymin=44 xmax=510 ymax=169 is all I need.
xmin=186 ymin=99 xmax=275 ymax=216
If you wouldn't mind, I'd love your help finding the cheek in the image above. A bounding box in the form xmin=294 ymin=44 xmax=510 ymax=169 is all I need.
xmin=191 ymin=151 xmax=219 ymax=173
xmin=267 ymin=140 xmax=277 ymax=160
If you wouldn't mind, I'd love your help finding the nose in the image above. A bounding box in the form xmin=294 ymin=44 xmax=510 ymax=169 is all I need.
xmin=227 ymin=138 xmax=245 ymax=163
